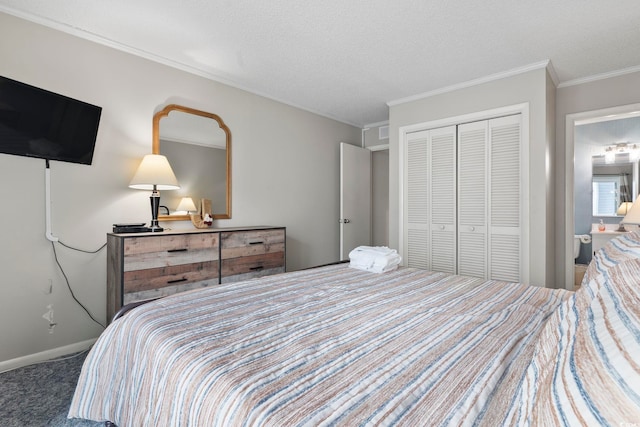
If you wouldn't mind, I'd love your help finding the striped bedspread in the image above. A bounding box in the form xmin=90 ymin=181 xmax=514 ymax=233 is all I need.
xmin=69 ymin=265 xmax=568 ymax=426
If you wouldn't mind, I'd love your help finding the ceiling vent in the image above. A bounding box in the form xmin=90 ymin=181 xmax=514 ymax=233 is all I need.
xmin=378 ymin=125 xmax=389 ymax=140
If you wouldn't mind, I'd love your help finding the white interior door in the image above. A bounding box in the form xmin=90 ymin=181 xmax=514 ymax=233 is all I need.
xmin=340 ymin=143 xmax=371 ymax=260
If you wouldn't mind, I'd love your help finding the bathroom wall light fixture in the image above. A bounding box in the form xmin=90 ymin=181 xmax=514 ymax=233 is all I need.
xmin=603 ymin=142 xmax=639 ymax=163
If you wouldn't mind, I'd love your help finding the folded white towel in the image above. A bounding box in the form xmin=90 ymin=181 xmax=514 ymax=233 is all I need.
xmin=349 ymin=246 xmax=397 ymax=258
xmin=349 ymin=246 xmax=402 ymax=273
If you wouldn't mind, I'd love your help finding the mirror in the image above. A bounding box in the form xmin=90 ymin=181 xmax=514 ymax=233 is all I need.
xmin=591 ymin=156 xmax=638 ymax=217
xmin=153 ymin=104 xmax=231 ymax=220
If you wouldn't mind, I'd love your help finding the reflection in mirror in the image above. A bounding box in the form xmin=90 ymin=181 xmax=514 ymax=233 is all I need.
xmin=591 ymin=157 xmax=637 ymax=217
xmin=153 ymin=105 xmax=231 ymax=220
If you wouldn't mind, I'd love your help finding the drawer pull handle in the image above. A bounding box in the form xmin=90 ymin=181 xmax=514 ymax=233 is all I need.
xmin=167 ymin=277 xmax=188 ymax=284
xmin=249 ymin=241 xmax=264 ymax=245
xmin=167 ymin=248 xmax=188 ymax=253
xmin=250 ymin=266 xmax=264 ymax=271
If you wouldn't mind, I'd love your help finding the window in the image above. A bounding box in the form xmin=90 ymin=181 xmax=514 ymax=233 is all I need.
xmin=592 ymin=175 xmax=622 ymax=216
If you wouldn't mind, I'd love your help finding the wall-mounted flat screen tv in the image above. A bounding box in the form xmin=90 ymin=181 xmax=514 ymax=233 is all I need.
xmin=0 ymin=75 xmax=102 ymax=165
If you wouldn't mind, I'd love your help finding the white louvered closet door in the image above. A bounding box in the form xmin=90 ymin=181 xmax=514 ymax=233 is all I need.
xmin=403 ymin=115 xmax=522 ymax=281
xmin=429 ymin=126 xmax=457 ymax=274
xmin=488 ymin=115 xmax=521 ymax=282
xmin=404 ymin=130 xmax=430 ymax=269
xmin=457 ymin=122 xmax=488 ymax=278
xmin=404 ymin=126 xmax=456 ymax=271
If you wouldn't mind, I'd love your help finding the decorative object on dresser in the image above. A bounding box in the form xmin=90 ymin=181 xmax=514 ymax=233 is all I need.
xmin=106 ymin=227 xmax=285 ymax=323
xmin=128 ymin=153 xmax=180 ymax=232
xmin=191 ymin=198 xmax=214 ymax=229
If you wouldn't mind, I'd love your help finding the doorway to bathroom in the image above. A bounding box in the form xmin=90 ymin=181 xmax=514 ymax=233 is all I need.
xmin=566 ymin=104 xmax=640 ymax=288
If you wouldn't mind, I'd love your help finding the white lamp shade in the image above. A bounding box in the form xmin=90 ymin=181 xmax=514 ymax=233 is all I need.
xmin=622 ymin=198 xmax=640 ymax=225
xmin=617 ymin=202 xmax=634 ymax=216
xmin=176 ymin=197 xmax=197 ymax=212
xmin=129 ymin=154 xmax=180 ymax=190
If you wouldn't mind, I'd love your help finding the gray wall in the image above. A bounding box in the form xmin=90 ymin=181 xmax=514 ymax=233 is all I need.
xmin=0 ymin=12 xmax=361 ymax=366
xmin=363 ymin=125 xmax=390 ymax=247
xmin=555 ymin=71 xmax=640 ymax=287
xmin=389 ymin=67 xmax=556 ymax=287
xmin=371 ymin=150 xmax=389 ymax=247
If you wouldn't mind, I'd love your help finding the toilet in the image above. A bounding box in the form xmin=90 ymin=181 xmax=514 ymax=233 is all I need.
xmin=574 ymin=234 xmax=592 ymax=288
xmin=574 ymin=234 xmax=592 ymax=259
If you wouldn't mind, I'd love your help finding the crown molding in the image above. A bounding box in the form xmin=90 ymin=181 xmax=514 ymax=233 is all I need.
xmin=557 ymin=64 xmax=640 ymax=89
xmin=387 ymin=60 xmax=552 ymax=107
xmin=363 ymin=120 xmax=389 ymax=128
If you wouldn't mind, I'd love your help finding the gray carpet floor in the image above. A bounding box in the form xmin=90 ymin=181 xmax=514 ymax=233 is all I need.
xmin=0 ymin=351 xmax=104 ymax=427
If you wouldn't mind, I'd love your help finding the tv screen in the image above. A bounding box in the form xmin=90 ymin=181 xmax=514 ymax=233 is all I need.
xmin=0 ymin=75 xmax=102 ymax=165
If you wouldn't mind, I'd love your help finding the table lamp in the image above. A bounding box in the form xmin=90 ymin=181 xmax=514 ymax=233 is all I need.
xmin=129 ymin=154 xmax=180 ymax=232
xmin=622 ymin=198 xmax=640 ymax=230
xmin=617 ymin=202 xmax=634 ymax=231
xmin=617 ymin=202 xmax=634 ymax=216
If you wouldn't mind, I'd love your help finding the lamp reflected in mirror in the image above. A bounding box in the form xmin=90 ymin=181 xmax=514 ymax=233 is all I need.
xmin=176 ymin=197 xmax=197 ymax=214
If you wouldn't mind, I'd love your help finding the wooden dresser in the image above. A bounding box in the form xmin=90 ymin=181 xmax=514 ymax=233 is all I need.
xmin=107 ymin=226 xmax=285 ymax=322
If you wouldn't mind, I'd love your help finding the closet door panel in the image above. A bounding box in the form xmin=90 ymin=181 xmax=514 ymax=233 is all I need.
xmin=457 ymin=122 xmax=487 ymax=278
xmin=405 ymin=131 xmax=430 ymax=269
xmin=407 ymin=229 xmax=429 ymax=269
xmin=429 ymin=126 xmax=457 ymax=274
xmin=458 ymin=232 xmax=486 ymax=277
xmin=490 ymin=233 xmax=520 ymax=282
xmin=488 ymin=115 xmax=521 ymax=281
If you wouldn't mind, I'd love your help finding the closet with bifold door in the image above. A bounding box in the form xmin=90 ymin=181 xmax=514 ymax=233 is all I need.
xmin=403 ymin=113 xmax=523 ymax=282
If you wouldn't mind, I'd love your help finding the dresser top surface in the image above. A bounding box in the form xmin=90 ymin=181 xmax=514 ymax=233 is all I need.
xmin=108 ymin=226 xmax=284 ymax=238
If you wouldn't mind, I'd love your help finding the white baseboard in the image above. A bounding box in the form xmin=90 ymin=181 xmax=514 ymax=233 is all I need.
xmin=0 ymin=338 xmax=97 ymax=374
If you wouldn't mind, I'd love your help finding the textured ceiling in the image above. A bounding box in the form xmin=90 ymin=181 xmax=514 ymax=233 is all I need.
xmin=1 ymin=0 xmax=639 ymax=127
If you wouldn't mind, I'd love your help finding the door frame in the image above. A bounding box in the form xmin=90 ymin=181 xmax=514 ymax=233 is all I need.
xmin=564 ymin=102 xmax=640 ymax=290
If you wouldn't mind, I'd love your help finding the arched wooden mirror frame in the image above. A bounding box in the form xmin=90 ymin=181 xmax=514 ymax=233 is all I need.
xmin=153 ymin=104 xmax=232 ymax=220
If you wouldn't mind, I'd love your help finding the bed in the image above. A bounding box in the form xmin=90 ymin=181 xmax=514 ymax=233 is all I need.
xmin=68 ymin=233 xmax=640 ymax=426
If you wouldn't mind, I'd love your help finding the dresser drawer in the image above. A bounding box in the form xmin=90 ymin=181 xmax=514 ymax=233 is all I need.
xmin=124 ymin=260 xmax=219 ymax=293
xmin=221 ymin=252 xmax=285 ymax=279
xmin=120 ymin=232 xmax=220 ymax=305
xmin=220 ymin=228 xmax=285 ymax=282
xmin=124 ymin=233 xmax=219 ymax=270
xmin=220 ymin=229 xmax=285 ymax=259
